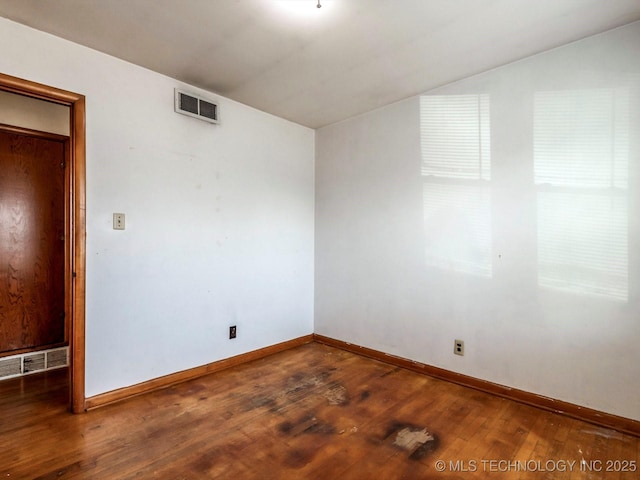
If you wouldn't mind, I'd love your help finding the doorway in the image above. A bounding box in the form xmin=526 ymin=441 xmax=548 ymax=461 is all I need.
xmin=0 ymin=73 xmax=86 ymax=412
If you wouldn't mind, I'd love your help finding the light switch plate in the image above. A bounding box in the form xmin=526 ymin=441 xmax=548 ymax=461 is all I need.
xmin=113 ymin=213 xmax=125 ymax=230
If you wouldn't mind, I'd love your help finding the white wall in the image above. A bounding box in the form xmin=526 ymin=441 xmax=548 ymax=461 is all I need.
xmin=0 ymin=90 xmax=69 ymax=135
xmin=316 ymin=22 xmax=640 ymax=420
xmin=0 ymin=18 xmax=315 ymax=397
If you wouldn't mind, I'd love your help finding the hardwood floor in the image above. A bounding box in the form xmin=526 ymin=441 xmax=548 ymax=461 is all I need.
xmin=1 ymin=343 xmax=638 ymax=479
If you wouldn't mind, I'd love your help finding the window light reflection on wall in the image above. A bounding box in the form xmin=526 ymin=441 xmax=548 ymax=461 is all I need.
xmin=534 ymin=88 xmax=629 ymax=301
xmin=420 ymin=94 xmax=492 ymax=278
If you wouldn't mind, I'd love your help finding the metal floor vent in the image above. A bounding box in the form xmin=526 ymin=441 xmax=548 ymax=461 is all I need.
xmin=0 ymin=347 xmax=69 ymax=381
xmin=174 ymin=88 xmax=219 ymax=124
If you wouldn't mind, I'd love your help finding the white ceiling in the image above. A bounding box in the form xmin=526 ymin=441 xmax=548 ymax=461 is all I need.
xmin=1 ymin=0 xmax=639 ymax=128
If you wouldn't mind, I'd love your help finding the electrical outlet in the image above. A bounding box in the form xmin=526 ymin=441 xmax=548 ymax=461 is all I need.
xmin=113 ymin=213 xmax=125 ymax=230
xmin=454 ymin=339 xmax=464 ymax=356
xmin=229 ymin=325 xmax=237 ymax=339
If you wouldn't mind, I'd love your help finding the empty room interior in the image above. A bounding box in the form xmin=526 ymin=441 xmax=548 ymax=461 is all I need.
xmin=1 ymin=0 xmax=639 ymax=478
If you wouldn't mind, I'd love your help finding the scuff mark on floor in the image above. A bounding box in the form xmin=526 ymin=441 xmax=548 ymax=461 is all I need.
xmin=285 ymin=371 xmax=331 ymax=395
xmin=384 ymin=422 xmax=440 ymax=460
xmin=579 ymin=429 xmax=621 ymax=440
xmin=322 ymin=383 xmax=349 ymax=405
xmin=278 ymin=414 xmax=336 ymax=436
xmin=394 ymin=427 xmax=434 ymax=451
xmin=379 ymin=367 xmax=401 ymax=378
xmin=244 ymin=394 xmax=277 ymax=411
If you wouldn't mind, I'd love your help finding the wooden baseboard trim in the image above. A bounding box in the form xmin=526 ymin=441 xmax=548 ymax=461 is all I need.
xmin=85 ymin=334 xmax=314 ymax=411
xmin=313 ymin=334 xmax=640 ymax=437
xmin=84 ymin=332 xmax=640 ymax=437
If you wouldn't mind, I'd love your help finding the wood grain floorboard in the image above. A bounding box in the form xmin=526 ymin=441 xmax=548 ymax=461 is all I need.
xmin=1 ymin=343 xmax=638 ymax=479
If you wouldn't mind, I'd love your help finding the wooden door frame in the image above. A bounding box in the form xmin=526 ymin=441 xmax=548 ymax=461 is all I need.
xmin=0 ymin=73 xmax=86 ymax=413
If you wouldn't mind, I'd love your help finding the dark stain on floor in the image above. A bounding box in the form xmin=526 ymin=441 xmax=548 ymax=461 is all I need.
xmin=359 ymin=390 xmax=371 ymax=401
xmin=284 ymin=447 xmax=317 ymax=469
xmin=279 ymin=414 xmax=336 ymax=436
xmin=190 ymin=449 xmax=221 ymax=473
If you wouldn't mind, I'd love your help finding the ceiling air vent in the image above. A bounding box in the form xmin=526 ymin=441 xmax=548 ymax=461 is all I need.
xmin=174 ymin=88 xmax=219 ymax=124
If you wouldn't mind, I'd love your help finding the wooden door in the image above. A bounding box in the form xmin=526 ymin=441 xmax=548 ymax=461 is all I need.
xmin=0 ymin=128 xmax=67 ymax=353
